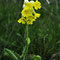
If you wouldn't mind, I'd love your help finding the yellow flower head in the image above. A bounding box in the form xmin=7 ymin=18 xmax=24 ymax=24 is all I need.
xmin=21 ymin=8 xmax=32 ymax=17
xmin=18 ymin=17 xmax=25 ymax=24
xmin=25 ymin=2 xmax=33 ymax=9
xmin=34 ymin=0 xmax=41 ymax=10
xmin=34 ymin=13 xmax=41 ymax=19
xmin=18 ymin=0 xmax=41 ymax=25
xmin=26 ymin=16 xmax=35 ymax=24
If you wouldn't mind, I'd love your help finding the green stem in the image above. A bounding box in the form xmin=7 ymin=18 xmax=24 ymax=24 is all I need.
xmin=25 ymin=24 xmax=29 ymax=60
xmin=26 ymin=24 xmax=28 ymax=38
xmin=22 ymin=24 xmax=29 ymax=60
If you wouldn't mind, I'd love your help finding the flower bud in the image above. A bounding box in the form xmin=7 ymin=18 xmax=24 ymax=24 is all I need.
xmin=24 ymin=0 xmax=29 ymax=3
xmin=30 ymin=1 xmax=34 ymax=4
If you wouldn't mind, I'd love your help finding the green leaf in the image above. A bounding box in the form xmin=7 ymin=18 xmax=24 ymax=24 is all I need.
xmin=4 ymin=48 xmax=19 ymax=60
xmin=32 ymin=55 xmax=41 ymax=60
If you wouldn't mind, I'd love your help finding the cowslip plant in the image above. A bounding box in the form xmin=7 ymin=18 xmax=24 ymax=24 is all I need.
xmin=4 ymin=0 xmax=41 ymax=60
xmin=18 ymin=0 xmax=41 ymax=60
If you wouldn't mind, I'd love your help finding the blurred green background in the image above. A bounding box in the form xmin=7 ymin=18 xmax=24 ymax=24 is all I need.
xmin=0 ymin=0 xmax=60 ymax=60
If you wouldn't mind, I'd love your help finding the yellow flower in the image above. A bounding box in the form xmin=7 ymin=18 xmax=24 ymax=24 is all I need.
xmin=18 ymin=17 xmax=25 ymax=24
xmin=18 ymin=0 xmax=41 ymax=25
xmin=34 ymin=0 xmax=41 ymax=10
xmin=25 ymin=2 xmax=33 ymax=9
xmin=26 ymin=16 xmax=35 ymax=24
xmin=34 ymin=13 xmax=40 ymax=19
xmin=27 ymin=20 xmax=33 ymax=24
xmin=21 ymin=8 xmax=32 ymax=17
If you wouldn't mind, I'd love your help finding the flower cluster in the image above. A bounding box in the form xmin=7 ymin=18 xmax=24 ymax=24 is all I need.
xmin=18 ymin=0 xmax=41 ymax=24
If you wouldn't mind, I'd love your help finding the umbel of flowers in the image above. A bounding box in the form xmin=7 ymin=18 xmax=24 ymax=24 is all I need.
xmin=18 ymin=0 xmax=41 ymax=24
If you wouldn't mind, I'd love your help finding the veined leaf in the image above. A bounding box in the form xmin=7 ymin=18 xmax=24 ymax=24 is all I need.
xmin=4 ymin=48 xmax=19 ymax=60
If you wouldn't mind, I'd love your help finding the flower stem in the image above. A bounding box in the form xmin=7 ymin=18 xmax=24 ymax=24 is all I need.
xmin=22 ymin=24 xmax=29 ymax=60
xmin=26 ymin=24 xmax=28 ymax=38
